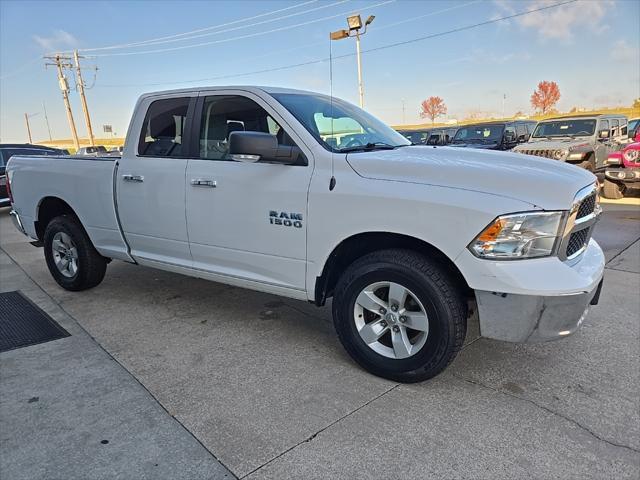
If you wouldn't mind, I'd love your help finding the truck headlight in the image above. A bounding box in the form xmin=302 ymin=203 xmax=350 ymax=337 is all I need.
xmin=469 ymin=211 xmax=564 ymax=259
xmin=567 ymin=151 xmax=586 ymax=160
xmin=553 ymin=149 xmax=568 ymax=160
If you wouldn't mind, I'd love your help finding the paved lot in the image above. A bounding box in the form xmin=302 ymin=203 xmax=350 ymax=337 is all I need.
xmin=1 ymin=202 xmax=638 ymax=479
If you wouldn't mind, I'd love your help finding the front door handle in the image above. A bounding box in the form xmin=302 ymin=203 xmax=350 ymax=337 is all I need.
xmin=122 ymin=174 xmax=144 ymax=182
xmin=191 ymin=179 xmax=217 ymax=188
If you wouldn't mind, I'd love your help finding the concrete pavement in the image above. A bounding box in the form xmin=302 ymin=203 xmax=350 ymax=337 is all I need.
xmin=0 ymin=203 xmax=638 ymax=479
xmin=0 ymin=244 xmax=233 ymax=479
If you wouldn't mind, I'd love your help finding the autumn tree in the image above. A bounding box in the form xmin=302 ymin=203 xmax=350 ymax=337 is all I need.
xmin=530 ymin=81 xmax=560 ymax=114
xmin=420 ymin=96 xmax=447 ymax=125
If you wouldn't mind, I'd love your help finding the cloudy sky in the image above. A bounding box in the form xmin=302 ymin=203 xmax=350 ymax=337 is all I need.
xmin=1 ymin=0 xmax=638 ymax=142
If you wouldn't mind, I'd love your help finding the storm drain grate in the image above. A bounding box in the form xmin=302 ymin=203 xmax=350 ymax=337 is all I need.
xmin=0 ymin=291 xmax=70 ymax=353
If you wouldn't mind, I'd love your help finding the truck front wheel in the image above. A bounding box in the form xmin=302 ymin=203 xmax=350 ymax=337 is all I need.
xmin=332 ymin=249 xmax=467 ymax=383
xmin=44 ymin=215 xmax=107 ymax=291
xmin=602 ymin=179 xmax=625 ymax=199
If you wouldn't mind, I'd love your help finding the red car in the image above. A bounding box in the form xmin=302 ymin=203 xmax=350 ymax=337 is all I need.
xmin=603 ymin=130 xmax=640 ymax=199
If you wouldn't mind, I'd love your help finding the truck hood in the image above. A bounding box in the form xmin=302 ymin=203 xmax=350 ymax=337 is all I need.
xmin=513 ymin=138 xmax=592 ymax=151
xmin=346 ymin=145 xmax=596 ymax=209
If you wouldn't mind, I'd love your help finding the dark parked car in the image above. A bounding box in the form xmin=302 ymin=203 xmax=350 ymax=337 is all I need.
xmin=450 ymin=120 xmax=537 ymax=151
xmin=1 ymin=144 xmax=68 ymax=207
xmin=397 ymin=127 xmax=458 ymax=145
xmin=397 ymin=129 xmax=430 ymax=144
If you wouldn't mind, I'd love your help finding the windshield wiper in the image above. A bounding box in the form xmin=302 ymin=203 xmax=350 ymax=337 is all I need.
xmin=338 ymin=142 xmax=398 ymax=153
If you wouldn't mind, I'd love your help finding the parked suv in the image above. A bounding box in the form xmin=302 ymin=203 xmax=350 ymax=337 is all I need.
xmin=450 ymin=120 xmax=536 ymax=150
xmin=513 ymin=114 xmax=628 ymax=173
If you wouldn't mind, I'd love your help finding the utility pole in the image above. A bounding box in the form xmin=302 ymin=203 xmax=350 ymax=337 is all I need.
xmin=42 ymin=101 xmax=53 ymax=141
xmin=73 ymin=50 xmax=95 ymax=146
xmin=45 ymin=54 xmax=80 ymax=151
xmin=401 ymin=98 xmax=406 ymax=124
xmin=24 ymin=113 xmax=33 ymax=143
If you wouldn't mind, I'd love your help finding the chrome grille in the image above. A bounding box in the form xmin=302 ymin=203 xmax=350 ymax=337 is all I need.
xmin=577 ymin=192 xmax=596 ymax=219
xmin=559 ymin=184 xmax=600 ymax=262
xmin=566 ymin=229 xmax=589 ymax=257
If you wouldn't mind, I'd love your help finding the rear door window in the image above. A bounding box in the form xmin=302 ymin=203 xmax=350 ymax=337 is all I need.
xmin=138 ymin=97 xmax=191 ymax=157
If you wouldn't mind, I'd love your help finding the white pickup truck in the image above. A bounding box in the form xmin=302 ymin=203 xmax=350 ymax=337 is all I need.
xmin=7 ymin=86 xmax=604 ymax=382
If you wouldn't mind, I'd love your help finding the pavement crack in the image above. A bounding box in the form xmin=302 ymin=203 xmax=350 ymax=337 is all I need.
xmin=606 ymin=237 xmax=640 ymax=266
xmin=240 ymin=383 xmax=400 ymax=479
xmin=453 ymin=373 xmax=640 ymax=454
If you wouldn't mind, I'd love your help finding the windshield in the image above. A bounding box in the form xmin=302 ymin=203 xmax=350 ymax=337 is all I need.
xmin=532 ymin=119 xmax=596 ymax=138
xmin=272 ymin=93 xmax=410 ymax=152
xmin=452 ymin=124 xmax=504 ymax=144
xmin=629 ymin=119 xmax=640 ymax=131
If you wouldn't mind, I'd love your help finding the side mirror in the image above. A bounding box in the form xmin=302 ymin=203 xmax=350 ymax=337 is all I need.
xmin=228 ymin=131 xmax=304 ymax=165
xmin=504 ymin=131 xmax=516 ymax=143
xmin=598 ymin=129 xmax=610 ymax=139
xmin=634 ymin=129 xmax=640 ymax=142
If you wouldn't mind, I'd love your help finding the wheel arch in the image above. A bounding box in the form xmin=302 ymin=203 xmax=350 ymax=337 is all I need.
xmin=35 ymin=196 xmax=78 ymax=240
xmin=314 ymin=231 xmax=472 ymax=306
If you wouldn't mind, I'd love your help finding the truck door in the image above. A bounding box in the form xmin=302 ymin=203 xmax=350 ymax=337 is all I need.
xmin=116 ymin=95 xmax=195 ymax=267
xmin=185 ymin=92 xmax=312 ymax=292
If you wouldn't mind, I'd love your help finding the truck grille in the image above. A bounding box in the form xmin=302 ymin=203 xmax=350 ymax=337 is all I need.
xmin=560 ymin=185 xmax=600 ymax=261
xmin=566 ymin=229 xmax=589 ymax=257
xmin=519 ymin=149 xmax=555 ymax=159
xmin=577 ymin=192 xmax=596 ymax=219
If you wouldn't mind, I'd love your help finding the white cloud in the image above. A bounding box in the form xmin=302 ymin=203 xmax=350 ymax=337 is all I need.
xmin=612 ymin=40 xmax=639 ymax=62
xmin=493 ymin=0 xmax=614 ymax=41
xmin=33 ymin=30 xmax=79 ymax=52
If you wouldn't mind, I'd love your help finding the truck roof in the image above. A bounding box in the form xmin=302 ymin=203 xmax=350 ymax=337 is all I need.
xmin=139 ymin=85 xmax=318 ymax=100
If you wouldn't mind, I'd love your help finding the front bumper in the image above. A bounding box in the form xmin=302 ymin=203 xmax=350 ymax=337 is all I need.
xmin=471 ymin=239 xmax=605 ymax=343
xmin=605 ymin=168 xmax=640 ymax=184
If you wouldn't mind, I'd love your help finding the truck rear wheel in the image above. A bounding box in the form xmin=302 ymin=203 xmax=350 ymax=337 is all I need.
xmin=44 ymin=215 xmax=107 ymax=291
xmin=602 ymin=179 xmax=625 ymax=199
xmin=332 ymin=249 xmax=467 ymax=383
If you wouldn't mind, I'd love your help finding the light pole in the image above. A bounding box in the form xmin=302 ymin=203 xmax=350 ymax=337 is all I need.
xmin=330 ymin=14 xmax=375 ymax=108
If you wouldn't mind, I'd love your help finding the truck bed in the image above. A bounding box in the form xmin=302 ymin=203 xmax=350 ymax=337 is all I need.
xmin=6 ymin=155 xmax=130 ymax=261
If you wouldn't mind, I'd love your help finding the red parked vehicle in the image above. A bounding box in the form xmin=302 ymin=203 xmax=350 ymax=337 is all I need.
xmin=603 ymin=130 xmax=640 ymax=199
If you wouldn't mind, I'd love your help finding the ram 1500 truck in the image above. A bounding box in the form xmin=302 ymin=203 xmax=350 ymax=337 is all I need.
xmin=7 ymin=87 xmax=605 ymax=382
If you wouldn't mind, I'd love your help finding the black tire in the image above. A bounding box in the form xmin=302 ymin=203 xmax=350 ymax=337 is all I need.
xmin=602 ymin=179 xmax=625 ymax=199
xmin=332 ymin=249 xmax=467 ymax=383
xmin=43 ymin=215 xmax=107 ymax=291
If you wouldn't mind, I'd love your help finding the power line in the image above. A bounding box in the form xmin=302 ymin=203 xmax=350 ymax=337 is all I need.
xmin=80 ymin=0 xmax=348 ymax=53
xmin=0 ymin=56 xmax=42 ymax=80
xmin=98 ymin=0 xmax=577 ymax=88
xmin=87 ymin=0 xmax=395 ymax=57
xmin=77 ymin=0 xmax=320 ymax=52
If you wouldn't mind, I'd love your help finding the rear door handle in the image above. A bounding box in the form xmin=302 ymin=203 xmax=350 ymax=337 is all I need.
xmin=122 ymin=174 xmax=144 ymax=182
xmin=191 ymin=179 xmax=217 ymax=188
